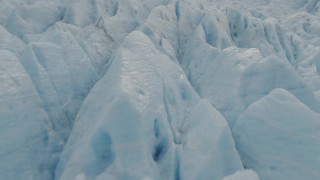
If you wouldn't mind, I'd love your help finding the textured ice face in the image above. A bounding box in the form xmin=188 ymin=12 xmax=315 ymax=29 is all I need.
xmin=56 ymin=31 xmax=243 ymax=180
xmin=233 ymin=88 xmax=320 ymax=179
xmin=1 ymin=0 xmax=320 ymax=179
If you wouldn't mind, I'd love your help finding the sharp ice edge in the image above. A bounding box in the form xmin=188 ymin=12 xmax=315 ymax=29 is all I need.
xmin=1 ymin=0 xmax=320 ymax=180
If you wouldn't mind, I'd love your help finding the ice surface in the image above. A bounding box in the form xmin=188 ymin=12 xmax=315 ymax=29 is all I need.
xmin=222 ymin=170 xmax=260 ymax=180
xmin=56 ymin=31 xmax=243 ymax=180
xmin=1 ymin=0 xmax=320 ymax=179
xmin=233 ymin=88 xmax=320 ymax=179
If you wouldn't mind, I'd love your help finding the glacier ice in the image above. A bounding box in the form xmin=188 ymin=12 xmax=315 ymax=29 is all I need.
xmin=56 ymin=31 xmax=243 ymax=180
xmin=233 ymin=88 xmax=320 ymax=179
xmin=0 ymin=0 xmax=320 ymax=179
xmin=221 ymin=170 xmax=259 ymax=180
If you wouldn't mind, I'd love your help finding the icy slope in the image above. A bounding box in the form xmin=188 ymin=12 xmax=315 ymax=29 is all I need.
xmin=56 ymin=31 xmax=243 ymax=180
xmin=233 ymin=88 xmax=320 ymax=179
xmin=0 ymin=0 xmax=320 ymax=180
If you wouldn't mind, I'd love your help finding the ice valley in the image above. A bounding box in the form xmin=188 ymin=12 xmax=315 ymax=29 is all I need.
xmin=0 ymin=0 xmax=320 ymax=179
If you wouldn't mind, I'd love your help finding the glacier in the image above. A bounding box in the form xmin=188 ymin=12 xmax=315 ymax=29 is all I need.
xmin=0 ymin=0 xmax=320 ymax=180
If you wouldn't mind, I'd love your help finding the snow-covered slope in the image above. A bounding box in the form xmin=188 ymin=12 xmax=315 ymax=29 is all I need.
xmin=0 ymin=0 xmax=319 ymax=180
